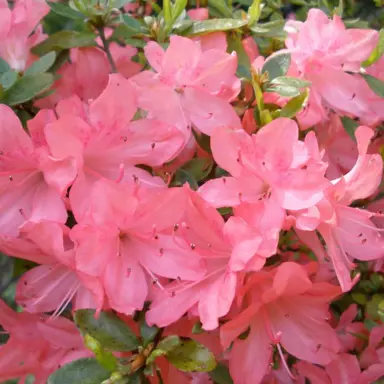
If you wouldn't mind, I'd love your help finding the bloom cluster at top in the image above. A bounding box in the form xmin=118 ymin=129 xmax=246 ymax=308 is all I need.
xmin=0 ymin=1 xmax=383 ymax=383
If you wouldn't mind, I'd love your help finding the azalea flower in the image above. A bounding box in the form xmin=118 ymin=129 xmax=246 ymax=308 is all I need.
xmin=0 ymin=299 xmax=89 ymax=384
xmin=0 ymin=0 xmax=49 ymax=71
xmin=0 ymin=105 xmax=68 ymax=237
xmin=131 ymin=35 xmax=242 ymax=137
xmin=199 ymin=117 xmax=329 ymax=212
xmin=147 ymin=189 xmax=283 ymax=331
xmin=284 ymin=8 xmax=381 ymax=125
xmin=221 ymin=262 xmax=341 ymax=384
xmin=71 ymin=179 xmax=205 ymax=315
xmin=45 ymin=73 xmax=182 ymax=219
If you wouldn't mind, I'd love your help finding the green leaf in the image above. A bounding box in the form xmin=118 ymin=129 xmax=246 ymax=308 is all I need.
xmin=363 ymin=29 xmax=384 ymax=67
xmin=25 ymin=52 xmax=56 ymax=76
xmin=340 ymin=116 xmax=360 ymax=142
xmin=209 ymin=364 xmax=234 ymax=384
xmin=181 ymin=158 xmax=213 ymax=182
xmin=269 ymin=76 xmax=311 ymax=89
xmin=280 ymin=89 xmax=309 ymax=118
xmin=265 ymin=84 xmax=300 ymax=97
xmin=0 ymin=253 xmax=13 ymax=294
xmin=261 ymin=53 xmax=291 ymax=81
xmin=140 ymin=319 xmax=160 ymax=347
xmin=48 ymin=1 xmax=84 ymax=19
xmin=192 ymin=130 xmax=211 ymax=154
xmin=227 ymin=33 xmax=251 ymax=78
xmin=362 ymin=74 xmax=384 ymax=98
xmin=172 ymin=0 xmax=188 ymax=22
xmin=47 ymin=358 xmax=111 ymax=384
xmin=0 ymin=57 xmax=10 ymax=75
xmin=146 ymin=335 xmax=181 ymax=365
xmin=334 ymin=0 xmax=343 ymax=17
xmin=166 ymin=338 xmax=217 ymax=372
xmin=366 ymin=294 xmax=384 ymax=321
xmin=74 ymin=309 xmax=140 ymax=352
xmin=192 ymin=321 xmax=204 ymax=335
xmin=0 ymin=71 xmax=18 ymax=90
xmin=250 ymin=20 xmax=286 ymax=38
xmin=248 ymin=0 xmax=262 ymax=26
xmin=32 ymin=31 xmax=97 ymax=56
xmin=121 ymin=13 xmax=143 ymax=36
xmin=3 ymin=73 xmax=54 ymax=106
xmin=173 ymin=168 xmax=199 ymax=190
xmin=84 ymin=334 xmax=118 ymax=372
xmin=163 ymin=0 xmax=172 ymax=28
xmin=208 ymin=0 xmax=233 ymax=18
xmin=189 ymin=19 xmax=247 ymax=35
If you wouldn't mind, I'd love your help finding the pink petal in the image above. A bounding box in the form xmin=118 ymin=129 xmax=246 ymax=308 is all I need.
xmin=144 ymin=41 xmax=165 ymax=72
xmin=89 ymin=73 xmax=137 ymax=132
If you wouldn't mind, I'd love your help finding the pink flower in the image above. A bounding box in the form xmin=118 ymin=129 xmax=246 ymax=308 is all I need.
xmin=71 ymin=180 xmax=205 ymax=315
xmin=285 ymin=9 xmax=381 ymax=125
xmin=131 ymin=35 xmax=241 ymax=137
xmin=0 ymin=299 xmax=89 ymax=383
xmin=1 ymin=221 xmax=104 ymax=314
xmin=45 ymin=73 xmax=182 ymax=219
xmin=36 ymin=47 xmax=110 ymax=109
xmin=0 ymin=0 xmax=49 ymax=71
xmin=295 ymin=126 xmax=384 ymax=291
xmin=0 ymin=105 xmax=68 ymax=237
xmin=221 ymin=262 xmax=341 ymax=384
xmin=147 ymin=189 xmax=282 ymax=331
xmin=199 ymin=118 xmax=329 ymax=212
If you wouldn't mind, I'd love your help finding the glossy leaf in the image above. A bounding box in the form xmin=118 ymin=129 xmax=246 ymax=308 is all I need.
xmin=47 ymin=358 xmax=110 ymax=384
xmin=209 ymin=364 xmax=234 ymax=384
xmin=0 ymin=58 xmax=10 ymax=75
xmin=0 ymin=71 xmax=18 ymax=90
xmin=48 ymin=1 xmax=84 ymax=19
xmin=75 ymin=309 xmax=140 ymax=352
xmin=140 ymin=319 xmax=160 ymax=347
xmin=189 ymin=19 xmax=247 ymax=35
xmin=84 ymin=334 xmax=118 ymax=372
xmin=32 ymin=31 xmax=97 ymax=56
xmin=340 ymin=116 xmax=359 ymax=142
xmin=0 ymin=253 xmax=13 ymax=294
xmin=3 ymin=73 xmax=54 ymax=105
xmin=181 ymin=158 xmax=213 ymax=182
xmin=362 ymin=74 xmax=384 ymax=98
xmin=363 ymin=29 xmax=384 ymax=67
xmin=25 ymin=52 xmax=56 ymax=76
xmin=261 ymin=53 xmax=291 ymax=80
xmin=146 ymin=335 xmax=181 ymax=365
xmin=227 ymin=32 xmax=251 ymax=78
xmin=269 ymin=76 xmax=311 ymax=88
xmin=173 ymin=0 xmax=188 ymax=23
xmin=265 ymin=84 xmax=300 ymax=97
xmin=248 ymin=0 xmax=262 ymax=25
xmin=208 ymin=0 xmax=233 ymax=18
xmin=166 ymin=338 xmax=217 ymax=372
xmin=280 ymin=89 xmax=309 ymax=118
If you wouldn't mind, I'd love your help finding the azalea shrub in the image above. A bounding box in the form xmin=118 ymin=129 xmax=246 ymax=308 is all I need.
xmin=0 ymin=0 xmax=384 ymax=383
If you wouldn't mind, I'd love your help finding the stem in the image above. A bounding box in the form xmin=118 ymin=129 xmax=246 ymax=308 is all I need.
xmin=97 ymin=27 xmax=117 ymax=73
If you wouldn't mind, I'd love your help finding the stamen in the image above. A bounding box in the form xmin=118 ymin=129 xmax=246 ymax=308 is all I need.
xmin=115 ymin=163 xmax=125 ymax=184
xmin=276 ymin=343 xmax=296 ymax=380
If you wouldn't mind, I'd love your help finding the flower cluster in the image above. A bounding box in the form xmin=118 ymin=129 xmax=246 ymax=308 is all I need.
xmin=0 ymin=1 xmax=383 ymax=383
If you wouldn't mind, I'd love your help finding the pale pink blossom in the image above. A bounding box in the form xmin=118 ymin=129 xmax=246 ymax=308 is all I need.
xmin=0 ymin=299 xmax=89 ymax=384
xmin=71 ymin=180 xmax=205 ymax=315
xmin=0 ymin=0 xmax=49 ymax=71
xmin=0 ymin=105 xmax=68 ymax=237
xmin=285 ymin=9 xmax=382 ymax=125
xmin=45 ymin=73 xmax=182 ymax=219
xmin=131 ymin=35 xmax=241 ymax=137
xmin=221 ymin=262 xmax=341 ymax=384
xmin=199 ymin=118 xmax=329 ymax=212
xmin=294 ymin=126 xmax=384 ymax=291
